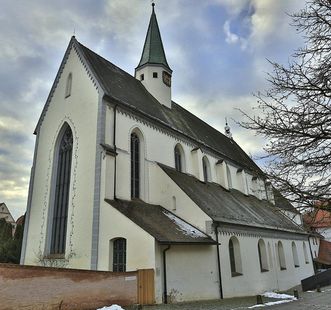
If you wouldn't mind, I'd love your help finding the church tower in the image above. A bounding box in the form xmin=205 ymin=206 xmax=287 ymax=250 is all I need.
xmin=135 ymin=3 xmax=172 ymax=108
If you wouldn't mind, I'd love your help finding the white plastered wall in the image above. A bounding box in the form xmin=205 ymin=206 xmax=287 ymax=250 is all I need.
xmin=135 ymin=66 xmax=172 ymax=108
xmin=113 ymin=110 xmax=267 ymax=203
xmin=160 ymin=245 xmax=220 ymax=303
xmin=149 ymin=163 xmax=211 ymax=232
xmin=219 ymin=232 xmax=314 ymax=297
xmin=97 ymin=200 xmax=156 ymax=272
xmin=23 ymin=46 xmax=99 ymax=269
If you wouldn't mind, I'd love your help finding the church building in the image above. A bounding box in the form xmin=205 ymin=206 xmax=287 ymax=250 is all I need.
xmin=21 ymin=4 xmax=314 ymax=303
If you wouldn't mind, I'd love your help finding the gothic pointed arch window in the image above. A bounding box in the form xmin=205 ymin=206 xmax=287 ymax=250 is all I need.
xmin=50 ymin=125 xmax=73 ymax=255
xmin=131 ymin=132 xmax=140 ymax=198
xmin=65 ymin=73 xmax=72 ymax=98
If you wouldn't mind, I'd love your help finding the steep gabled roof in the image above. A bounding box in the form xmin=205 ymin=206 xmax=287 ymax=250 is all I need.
xmin=77 ymin=40 xmax=262 ymax=174
xmin=136 ymin=4 xmax=171 ymax=71
xmin=33 ymin=34 xmax=263 ymax=174
xmin=159 ymin=164 xmax=305 ymax=234
xmin=105 ymin=199 xmax=216 ymax=245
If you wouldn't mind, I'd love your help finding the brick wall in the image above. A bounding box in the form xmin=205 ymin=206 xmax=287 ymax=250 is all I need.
xmin=0 ymin=264 xmax=138 ymax=310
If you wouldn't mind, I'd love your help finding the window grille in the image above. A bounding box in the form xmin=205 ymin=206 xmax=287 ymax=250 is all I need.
xmin=131 ymin=133 xmax=140 ymax=198
xmin=113 ymin=238 xmax=126 ymax=272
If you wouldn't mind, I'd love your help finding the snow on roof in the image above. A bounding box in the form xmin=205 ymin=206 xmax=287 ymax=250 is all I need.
xmin=163 ymin=210 xmax=206 ymax=238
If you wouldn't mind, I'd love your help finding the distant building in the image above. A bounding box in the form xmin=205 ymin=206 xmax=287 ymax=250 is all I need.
xmin=304 ymin=208 xmax=331 ymax=269
xmin=21 ymin=4 xmax=314 ymax=303
xmin=0 ymin=202 xmax=16 ymax=233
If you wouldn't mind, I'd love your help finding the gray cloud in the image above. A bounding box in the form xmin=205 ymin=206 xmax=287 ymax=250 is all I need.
xmin=0 ymin=0 xmax=305 ymax=219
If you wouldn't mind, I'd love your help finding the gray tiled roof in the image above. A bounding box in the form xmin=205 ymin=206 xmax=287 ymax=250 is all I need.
xmin=105 ymin=199 xmax=217 ymax=245
xmin=77 ymin=40 xmax=262 ymax=174
xmin=159 ymin=163 xmax=305 ymax=234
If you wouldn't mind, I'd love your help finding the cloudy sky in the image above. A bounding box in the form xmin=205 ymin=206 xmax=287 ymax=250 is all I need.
xmin=0 ymin=0 xmax=305 ymax=219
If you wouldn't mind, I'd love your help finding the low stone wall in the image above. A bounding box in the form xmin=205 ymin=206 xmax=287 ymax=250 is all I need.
xmin=0 ymin=263 xmax=138 ymax=310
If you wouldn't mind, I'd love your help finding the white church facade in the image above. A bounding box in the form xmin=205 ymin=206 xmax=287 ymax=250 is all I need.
xmin=21 ymin=4 xmax=314 ymax=303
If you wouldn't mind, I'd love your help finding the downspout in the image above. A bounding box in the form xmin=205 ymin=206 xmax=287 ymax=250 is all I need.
xmin=214 ymin=223 xmax=223 ymax=299
xmin=113 ymin=104 xmax=118 ymax=199
xmin=163 ymin=245 xmax=171 ymax=304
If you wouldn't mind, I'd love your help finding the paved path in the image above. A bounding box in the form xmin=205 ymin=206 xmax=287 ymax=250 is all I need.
xmin=140 ymin=286 xmax=331 ymax=310
xmin=259 ymin=287 xmax=331 ymax=310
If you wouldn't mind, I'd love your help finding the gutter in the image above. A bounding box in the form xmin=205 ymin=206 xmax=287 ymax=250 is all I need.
xmin=162 ymin=245 xmax=171 ymax=304
xmin=214 ymin=223 xmax=223 ymax=299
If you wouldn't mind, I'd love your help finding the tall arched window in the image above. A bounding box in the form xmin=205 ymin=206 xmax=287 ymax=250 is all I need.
xmin=258 ymin=239 xmax=269 ymax=272
xmin=131 ymin=133 xmax=140 ymax=198
xmin=113 ymin=238 xmax=126 ymax=272
xmin=174 ymin=144 xmax=182 ymax=172
xmin=292 ymin=242 xmax=300 ymax=267
xmin=277 ymin=241 xmax=286 ymax=270
xmin=50 ymin=125 xmax=73 ymax=254
xmin=229 ymin=236 xmax=242 ymax=276
xmin=202 ymin=156 xmax=211 ymax=182
xmin=303 ymin=242 xmax=309 ymax=264
xmin=65 ymin=73 xmax=72 ymax=98
xmin=174 ymin=144 xmax=185 ymax=172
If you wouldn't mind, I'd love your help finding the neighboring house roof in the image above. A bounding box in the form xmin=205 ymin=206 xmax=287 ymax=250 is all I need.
xmin=105 ymin=199 xmax=217 ymax=245
xmin=273 ymin=189 xmax=301 ymax=215
xmin=77 ymin=40 xmax=262 ymax=174
xmin=0 ymin=202 xmax=15 ymax=224
xmin=136 ymin=4 xmax=171 ymax=71
xmin=303 ymin=209 xmax=331 ymax=229
xmin=159 ymin=164 xmax=305 ymax=234
xmin=315 ymin=239 xmax=331 ymax=265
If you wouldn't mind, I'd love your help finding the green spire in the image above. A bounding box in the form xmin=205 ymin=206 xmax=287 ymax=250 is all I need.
xmin=137 ymin=3 xmax=172 ymax=72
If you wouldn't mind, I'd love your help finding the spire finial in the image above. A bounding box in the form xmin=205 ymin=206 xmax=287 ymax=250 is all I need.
xmin=152 ymin=2 xmax=155 ymax=10
xmin=225 ymin=118 xmax=233 ymax=139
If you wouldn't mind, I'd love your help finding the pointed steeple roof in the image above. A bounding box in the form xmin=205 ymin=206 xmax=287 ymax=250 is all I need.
xmin=136 ymin=3 xmax=172 ymax=72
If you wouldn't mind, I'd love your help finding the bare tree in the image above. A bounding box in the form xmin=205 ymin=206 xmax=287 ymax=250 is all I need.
xmin=241 ymin=0 xmax=331 ymax=210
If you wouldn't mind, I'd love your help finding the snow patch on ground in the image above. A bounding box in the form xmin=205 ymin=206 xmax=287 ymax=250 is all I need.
xmin=97 ymin=305 xmax=124 ymax=310
xmin=163 ymin=211 xmax=206 ymax=238
xmin=248 ymin=299 xmax=294 ymax=308
xmin=261 ymin=292 xmax=296 ymax=300
xmin=247 ymin=291 xmax=297 ymax=308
